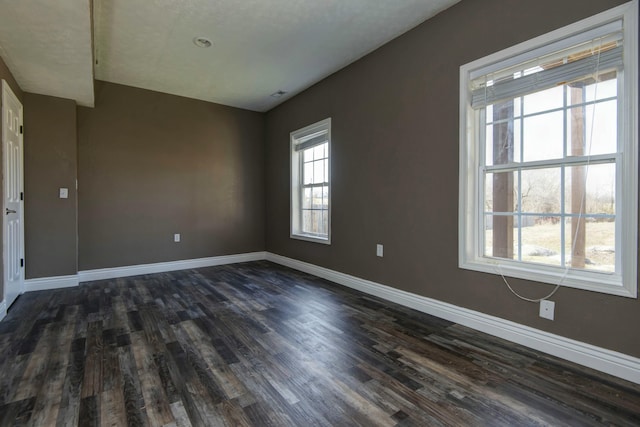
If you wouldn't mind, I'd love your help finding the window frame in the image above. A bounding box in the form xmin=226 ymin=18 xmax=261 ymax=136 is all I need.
xmin=459 ymin=1 xmax=638 ymax=298
xmin=290 ymin=118 xmax=332 ymax=244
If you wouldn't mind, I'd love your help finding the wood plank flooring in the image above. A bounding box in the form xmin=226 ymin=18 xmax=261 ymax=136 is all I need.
xmin=0 ymin=261 xmax=639 ymax=426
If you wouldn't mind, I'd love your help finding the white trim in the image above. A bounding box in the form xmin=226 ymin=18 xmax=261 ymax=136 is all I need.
xmin=0 ymin=299 xmax=6 ymax=322
xmin=265 ymin=252 xmax=640 ymax=385
xmin=15 ymin=253 xmax=267 ymax=293
xmin=24 ymin=275 xmax=79 ymax=292
xmin=620 ymin=0 xmax=639 ymax=299
xmin=78 ymin=252 xmax=267 ymax=282
xmin=290 ymin=234 xmax=331 ymax=245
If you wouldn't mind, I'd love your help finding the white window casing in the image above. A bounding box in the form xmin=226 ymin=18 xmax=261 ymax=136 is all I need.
xmin=459 ymin=1 xmax=638 ymax=297
xmin=291 ymin=118 xmax=332 ymax=244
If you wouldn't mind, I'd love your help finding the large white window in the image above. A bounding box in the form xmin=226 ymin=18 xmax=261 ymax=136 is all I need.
xmin=459 ymin=2 xmax=638 ymax=297
xmin=291 ymin=118 xmax=331 ymax=244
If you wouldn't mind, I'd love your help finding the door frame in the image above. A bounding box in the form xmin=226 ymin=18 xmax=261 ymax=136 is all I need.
xmin=1 ymin=79 xmax=25 ymax=316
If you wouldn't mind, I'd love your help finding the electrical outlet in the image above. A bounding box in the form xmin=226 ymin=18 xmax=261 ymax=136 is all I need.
xmin=376 ymin=244 xmax=383 ymax=257
xmin=174 ymin=233 xmax=181 ymax=243
xmin=539 ymin=300 xmax=555 ymax=320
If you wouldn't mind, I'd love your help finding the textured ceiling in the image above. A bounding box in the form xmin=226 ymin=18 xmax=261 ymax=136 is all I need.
xmin=0 ymin=0 xmax=460 ymax=111
xmin=0 ymin=0 xmax=94 ymax=106
xmin=94 ymin=0 xmax=460 ymax=111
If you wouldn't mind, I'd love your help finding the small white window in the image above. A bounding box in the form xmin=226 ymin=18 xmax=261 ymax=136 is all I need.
xmin=459 ymin=2 xmax=638 ymax=297
xmin=291 ymin=118 xmax=331 ymax=244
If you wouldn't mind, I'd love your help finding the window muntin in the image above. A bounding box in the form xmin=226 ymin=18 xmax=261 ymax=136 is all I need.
xmin=459 ymin=2 xmax=637 ymax=297
xmin=291 ymin=118 xmax=331 ymax=243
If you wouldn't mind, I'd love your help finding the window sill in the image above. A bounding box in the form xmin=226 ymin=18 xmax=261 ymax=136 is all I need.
xmin=459 ymin=258 xmax=635 ymax=298
xmin=290 ymin=233 xmax=331 ymax=245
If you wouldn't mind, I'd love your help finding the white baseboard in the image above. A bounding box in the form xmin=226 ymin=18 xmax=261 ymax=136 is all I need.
xmin=78 ymin=251 xmax=267 ymax=282
xmin=0 ymin=299 xmax=6 ymax=322
xmin=265 ymin=252 xmax=640 ymax=385
xmin=21 ymin=252 xmax=267 ymax=292
xmin=24 ymin=275 xmax=79 ymax=292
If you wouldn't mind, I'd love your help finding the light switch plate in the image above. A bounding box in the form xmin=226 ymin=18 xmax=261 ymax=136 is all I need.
xmin=174 ymin=233 xmax=181 ymax=243
xmin=376 ymin=244 xmax=383 ymax=257
xmin=59 ymin=188 xmax=68 ymax=199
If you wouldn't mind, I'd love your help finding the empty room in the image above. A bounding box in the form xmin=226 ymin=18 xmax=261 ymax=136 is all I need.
xmin=0 ymin=0 xmax=639 ymax=425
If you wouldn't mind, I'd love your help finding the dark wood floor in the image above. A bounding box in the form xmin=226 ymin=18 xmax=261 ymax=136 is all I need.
xmin=0 ymin=261 xmax=639 ymax=426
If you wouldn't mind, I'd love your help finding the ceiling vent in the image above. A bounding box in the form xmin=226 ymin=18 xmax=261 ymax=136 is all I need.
xmin=270 ymin=90 xmax=287 ymax=98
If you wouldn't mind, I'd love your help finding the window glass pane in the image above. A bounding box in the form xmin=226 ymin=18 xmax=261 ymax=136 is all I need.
xmin=520 ymin=216 xmax=562 ymax=266
xmin=302 ymin=210 xmax=312 ymax=233
xmin=564 ymin=218 xmax=615 ymax=272
xmin=313 ymin=160 xmax=325 ymax=184
xmin=323 ymin=142 xmax=328 ymax=158
xmin=322 ymin=185 xmax=329 ymax=209
xmin=302 ymin=187 xmax=312 ymax=209
xmin=303 ymin=147 xmax=313 ymax=163
xmin=522 ymin=111 xmax=563 ymax=161
xmin=312 ymin=186 xmax=323 ymax=208
xmin=565 ymin=163 xmax=615 ymax=215
xmin=586 ymin=76 xmax=617 ymax=102
xmin=513 ymin=97 xmax=521 ymax=117
xmin=303 ymin=162 xmax=313 ymax=185
xmin=514 ymin=119 xmax=522 ymax=162
xmin=523 ymin=85 xmax=564 ymax=115
xmin=322 ymin=211 xmax=329 ymax=236
xmin=324 ymin=159 xmax=329 ymax=182
xmin=313 ymin=144 xmax=325 ymax=161
xmin=588 ymin=101 xmax=618 ymax=155
xmin=485 ymin=117 xmax=520 ymax=166
xmin=520 ymin=168 xmax=561 ymax=214
xmin=485 ymin=124 xmax=493 ymax=165
xmin=567 ymin=75 xmax=617 ymax=105
xmin=484 ymin=214 xmax=519 ymax=260
xmin=485 ymin=171 xmax=518 ymax=213
xmin=566 ymin=101 xmax=617 ymax=156
xmin=311 ymin=210 xmax=321 ymax=234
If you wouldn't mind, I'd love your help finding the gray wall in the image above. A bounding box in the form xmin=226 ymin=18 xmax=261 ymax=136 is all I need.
xmin=0 ymin=56 xmax=23 ymax=301
xmin=24 ymin=93 xmax=78 ymax=278
xmin=77 ymin=81 xmax=265 ymax=270
xmin=264 ymin=0 xmax=639 ymax=357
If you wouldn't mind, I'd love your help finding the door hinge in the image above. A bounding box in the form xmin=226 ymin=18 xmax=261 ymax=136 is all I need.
xmin=20 ymin=192 xmax=23 ymax=201
xmin=20 ymin=258 xmax=24 ymax=268
xmin=19 ymin=125 xmax=23 ymax=134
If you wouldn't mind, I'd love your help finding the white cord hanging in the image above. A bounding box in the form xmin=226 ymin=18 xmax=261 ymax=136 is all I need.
xmin=496 ymin=40 xmax=605 ymax=302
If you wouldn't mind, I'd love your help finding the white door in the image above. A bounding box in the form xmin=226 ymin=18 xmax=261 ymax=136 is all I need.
xmin=2 ymin=80 xmax=24 ymax=309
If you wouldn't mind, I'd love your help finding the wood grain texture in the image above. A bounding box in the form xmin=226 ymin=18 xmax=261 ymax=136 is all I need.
xmin=0 ymin=261 xmax=638 ymax=426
